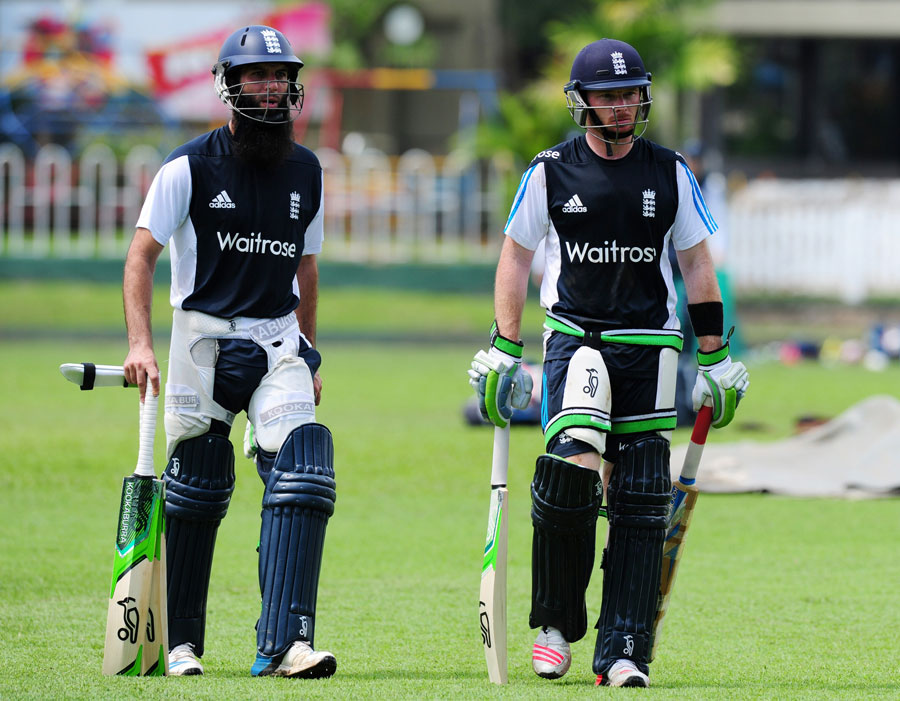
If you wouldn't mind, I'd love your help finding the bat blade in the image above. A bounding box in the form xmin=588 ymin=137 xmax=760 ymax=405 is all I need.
xmin=480 ymin=425 xmax=509 ymax=685
xmin=649 ymin=405 xmax=712 ymax=661
xmin=101 ymin=476 xmax=166 ymax=674
xmin=140 ymin=480 xmax=168 ymax=676
xmin=102 ymin=394 xmax=168 ymax=676
xmin=480 ymin=485 xmax=508 ymax=684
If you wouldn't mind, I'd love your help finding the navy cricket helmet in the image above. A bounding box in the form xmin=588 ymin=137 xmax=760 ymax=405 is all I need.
xmin=212 ymin=25 xmax=304 ymax=123
xmin=563 ymin=39 xmax=652 ymax=141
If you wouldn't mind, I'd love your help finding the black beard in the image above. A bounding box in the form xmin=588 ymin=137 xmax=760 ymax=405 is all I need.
xmin=231 ymin=109 xmax=295 ymax=168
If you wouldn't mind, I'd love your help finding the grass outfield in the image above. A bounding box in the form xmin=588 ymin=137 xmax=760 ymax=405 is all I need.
xmin=1 ymin=283 xmax=899 ymax=699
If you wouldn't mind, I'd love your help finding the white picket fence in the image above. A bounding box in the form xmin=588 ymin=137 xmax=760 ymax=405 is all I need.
xmin=1 ymin=142 xmax=899 ymax=300
xmin=0 ymin=142 xmax=509 ymax=264
xmin=728 ymin=179 xmax=900 ymax=302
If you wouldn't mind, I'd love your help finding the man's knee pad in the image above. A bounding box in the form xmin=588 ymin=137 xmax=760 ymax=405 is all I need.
xmin=249 ymin=355 xmax=316 ymax=453
xmin=544 ymin=345 xmax=611 ymax=455
xmin=529 ymin=454 xmax=602 ymax=643
xmin=163 ymin=434 xmax=236 ymax=656
xmin=593 ymin=435 xmax=671 ymax=675
xmin=258 ymin=423 xmax=336 ymax=656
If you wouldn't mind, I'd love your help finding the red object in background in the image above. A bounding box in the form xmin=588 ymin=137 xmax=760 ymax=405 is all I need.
xmin=145 ymin=3 xmax=332 ymax=97
xmin=23 ymin=15 xmax=114 ymax=66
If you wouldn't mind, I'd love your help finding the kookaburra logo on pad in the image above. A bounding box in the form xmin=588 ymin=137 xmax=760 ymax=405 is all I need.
xmin=583 ymin=368 xmax=599 ymax=397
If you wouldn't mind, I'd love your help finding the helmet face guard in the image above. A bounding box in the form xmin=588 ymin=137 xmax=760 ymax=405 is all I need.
xmin=212 ymin=25 xmax=305 ymax=123
xmin=564 ymin=80 xmax=652 ymax=144
xmin=564 ymin=39 xmax=652 ymax=144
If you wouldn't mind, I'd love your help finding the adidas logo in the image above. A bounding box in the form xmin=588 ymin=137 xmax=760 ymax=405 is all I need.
xmin=209 ymin=190 xmax=236 ymax=209
xmin=562 ymin=194 xmax=587 ymax=213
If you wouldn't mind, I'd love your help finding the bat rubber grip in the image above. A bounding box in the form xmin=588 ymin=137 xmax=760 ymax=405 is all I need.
xmin=691 ymin=404 xmax=713 ymax=444
xmin=135 ymin=393 xmax=158 ymax=478
xmin=490 ymin=425 xmax=510 ymax=487
xmin=679 ymin=405 xmax=713 ymax=483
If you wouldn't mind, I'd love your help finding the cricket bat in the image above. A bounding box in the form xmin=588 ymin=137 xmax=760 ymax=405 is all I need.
xmin=101 ymin=392 xmax=169 ymax=675
xmin=649 ymin=404 xmax=713 ymax=661
xmin=479 ymin=425 xmax=509 ymax=685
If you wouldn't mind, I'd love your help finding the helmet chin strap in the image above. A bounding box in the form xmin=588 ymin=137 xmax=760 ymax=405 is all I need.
xmin=587 ymin=128 xmax=623 ymax=157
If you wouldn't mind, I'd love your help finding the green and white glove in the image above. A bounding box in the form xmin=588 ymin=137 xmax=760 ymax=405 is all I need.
xmin=692 ymin=340 xmax=750 ymax=429
xmin=467 ymin=322 xmax=533 ymax=428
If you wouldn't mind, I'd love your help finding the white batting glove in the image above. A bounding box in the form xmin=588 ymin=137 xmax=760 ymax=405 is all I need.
xmin=467 ymin=323 xmax=533 ymax=428
xmin=692 ymin=343 xmax=749 ymax=429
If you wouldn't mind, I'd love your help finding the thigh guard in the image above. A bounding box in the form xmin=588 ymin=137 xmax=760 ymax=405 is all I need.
xmin=249 ymin=355 xmax=316 ymax=453
xmin=163 ymin=434 xmax=236 ymax=656
xmin=257 ymin=423 xmax=336 ymax=656
xmin=543 ymin=345 xmax=611 ymax=455
xmin=593 ymin=435 xmax=671 ymax=676
xmin=165 ymin=317 xmax=237 ymax=459
xmin=529 ymin=454 xmax=602 ymax=643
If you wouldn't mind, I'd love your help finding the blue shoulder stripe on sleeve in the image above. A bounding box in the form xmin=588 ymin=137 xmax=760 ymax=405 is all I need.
xmin=678 ymin=160 xmax=718 ymax=234
xmin=504 ymin=165 xmax=537 ymax=232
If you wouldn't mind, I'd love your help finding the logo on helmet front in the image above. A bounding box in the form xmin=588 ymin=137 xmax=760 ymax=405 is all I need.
xmin=261 ymin=29 xmax=283 ymax=54
xmin=611 ymin=52 xmax=627 ymax=75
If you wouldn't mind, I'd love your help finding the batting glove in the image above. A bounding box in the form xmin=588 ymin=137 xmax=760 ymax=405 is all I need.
xmin=468 ymin=322 xmax=533 ymax=428
xmin=692 ymin=340 xmax=749 ymax=429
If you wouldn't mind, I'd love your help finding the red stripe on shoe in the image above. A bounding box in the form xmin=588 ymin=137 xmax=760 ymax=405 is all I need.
xmin=532 ymin=644 xmax=565 ymax=664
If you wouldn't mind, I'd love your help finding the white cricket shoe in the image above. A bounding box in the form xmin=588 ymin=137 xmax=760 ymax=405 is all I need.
xmin=532 ymin=626 xmax=571 ymax=679
xmin=254 ymin=640 xmax=337 ymax=679
xmin=168 ymin=642 xmax=203 ymax=676
xmin=596 ymin=658 xmax=649 ymax=687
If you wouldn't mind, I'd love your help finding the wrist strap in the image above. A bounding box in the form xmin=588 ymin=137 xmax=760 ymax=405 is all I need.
xmin=697 ymin=343 xmax=730 ymax=365
xmin=696 ymin=327 xmax=735 ymax=365
xmin=687 ymin=302 xmax=724 ymax=338
xmin=490 ymin=321 xmax=523 ymax=360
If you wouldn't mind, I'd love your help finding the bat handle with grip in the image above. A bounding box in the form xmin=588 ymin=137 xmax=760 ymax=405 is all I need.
xmin=135 ymin=393 xmax=158 ymax=478
xmin=490 ymin=425 xmax=510 ymax=488
xmin=679 ymin=404 xmax=713 ymax=483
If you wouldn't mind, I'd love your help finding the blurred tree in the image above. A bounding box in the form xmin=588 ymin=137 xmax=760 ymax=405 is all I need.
xmin=464 ymin=0 xmax=737 ymax=175
xmin=498 ymin=0 xmax=595 ymax=87
xmin=317 ymin=0 xmax=437 ymax=69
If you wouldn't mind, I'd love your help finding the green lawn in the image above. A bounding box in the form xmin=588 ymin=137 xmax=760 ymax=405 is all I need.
xmin=1 ymin=282 xmax=898 ymax=699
